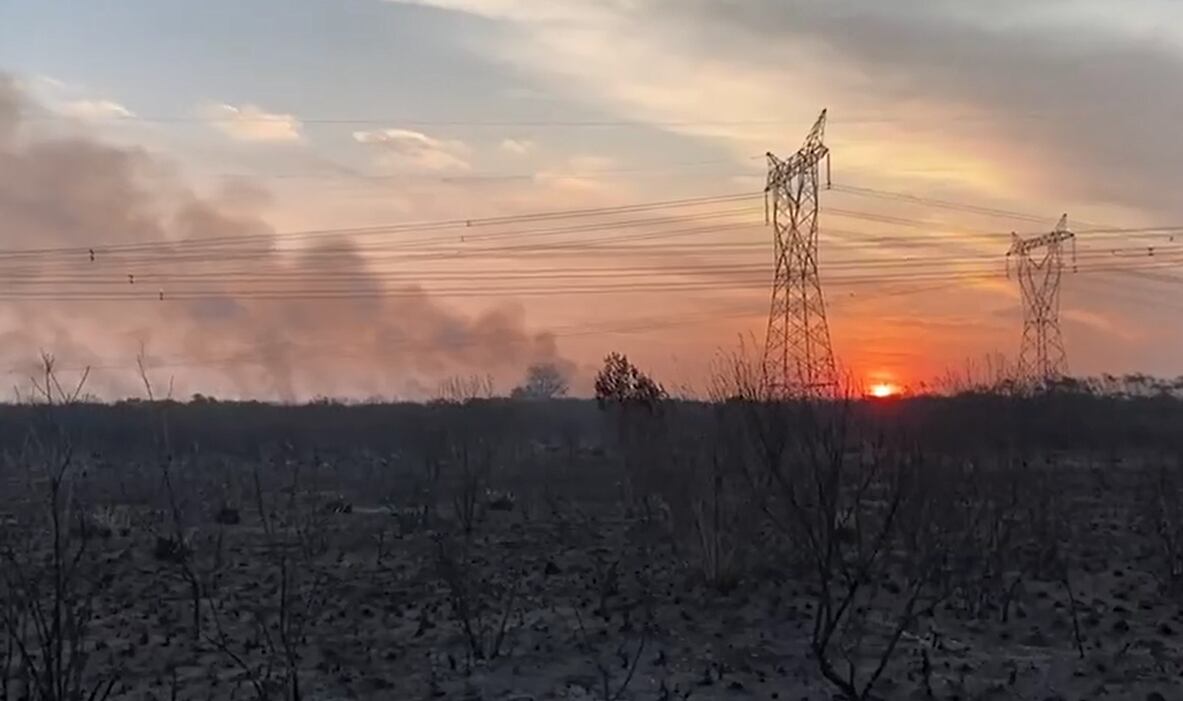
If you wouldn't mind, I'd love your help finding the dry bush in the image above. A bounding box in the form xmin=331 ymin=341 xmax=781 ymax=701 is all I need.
xmin=708 ymin=348 xmax=991 ymax=700
xmin=434 ymin=535 xmax=520 ymax=669
xmin=434 ymin=374 xmax=496 ymax=404
xmin=685 ymin=453 xmax=750 ymax=591
xmin=942 ymin=453 xmax=1080 ymax=635
xmin=402 ymin=415 xmax=449 ymax=531
xmin=414 ymin=394 xmax=520 ymax=537
xmin=594 ymin=354 xmax=669 ymax=521
xmin=563 ymin=542 xmax=654 ymax=701
xmin=204 ymin=452 xmax=332 ymax=701
xmin=594 ymin=351 xmax=766 ymax=591
xmin=0 ymin=355 xmax=121 ymax=701
xmin=770 ymin=409 xmax=959 ymax=700
xmin=430 ymin=405 xmax=526 ymax=669
xmin=569 ymin=604 xmax=649 ymax=701
xmin=669 ymin=411 xmax=762 ymax=592
xmin=941 ymin=457 xmax=1028 ymax=622
xmin=1141 ymin=456 xmax=1183 ymax=593
xmin=449 ymin=438 xmax=495 ymax=536
xmin=136 ymin=354 xmax=227 ymax=644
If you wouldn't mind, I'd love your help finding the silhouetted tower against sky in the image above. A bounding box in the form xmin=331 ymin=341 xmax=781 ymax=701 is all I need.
xmin=1007 ymin=214 xmax=1076 ymax=386
xmin=763 ymin=109 xmax=837 ymax=398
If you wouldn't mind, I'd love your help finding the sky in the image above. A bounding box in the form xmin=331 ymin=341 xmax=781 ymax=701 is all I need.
xmin=0 ymin=0 xmax=1181 ymax=400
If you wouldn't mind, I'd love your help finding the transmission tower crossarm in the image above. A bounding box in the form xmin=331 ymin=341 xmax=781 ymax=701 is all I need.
xmin=1008 ymin=214 xmax=1073 ymax=256
xmin=765 ymin=110 xmax=830 ymax=191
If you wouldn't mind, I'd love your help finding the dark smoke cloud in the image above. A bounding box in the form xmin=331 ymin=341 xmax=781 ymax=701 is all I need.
xmin=0 ymin=74 xmax=570 ymax=401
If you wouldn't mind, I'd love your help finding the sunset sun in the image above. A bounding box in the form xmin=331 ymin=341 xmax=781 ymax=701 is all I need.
xmin=869 ymin=383 xmax=899 ymax=399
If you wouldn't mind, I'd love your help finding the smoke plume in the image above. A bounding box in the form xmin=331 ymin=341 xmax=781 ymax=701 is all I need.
xmin=0 ymin=74 xmax=570 ymax=401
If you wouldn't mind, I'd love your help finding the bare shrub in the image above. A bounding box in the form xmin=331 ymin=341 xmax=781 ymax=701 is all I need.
xmin=1143 ymin=456 xmax=1183 ymax=593
xmin=571 ymin=606 xmax=647 ymax=701
xmin=593 ymin=353 xmax=670 ymax=520
xmin=0 ymin=355 xmax=121 ymax=701
xmin=668 ymin=411 xmax=760 ymax=592
xmin=450 ymin=438 xmax=494 ymax=536
xmin=429 ymin=404 xmax=526 ymax=670
xmin=434 ymin=535 xmax=519 ymax=668
xmin=941 ymin=455 xmax=1065 ymax=626
xmin=686 ymin=452 xmax=748 ymax=591
xmin=403 ymin=416 xmax=449 ymax=531
xmin=710 ymin=346 xmax=989 ymax=700
xmin=566 ymin=552 xmax=654 ymax=701
xmin=595 ymin=351 xmax=760 ymax=591
xmin=136 ymin=355 xmax=219 ymax=644
xmin=435 ymin=374 xmax=496 ymax=404
xmin=774 ymin=410 xmax=961 ymax=700
xmin=205 ymin=453 xmax=331 ymax=700
xmin=511 ymin=362 xmax=570 ymax=400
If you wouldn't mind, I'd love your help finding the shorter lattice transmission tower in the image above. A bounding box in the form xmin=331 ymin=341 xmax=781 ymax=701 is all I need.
xmin=1007 ymin=214 xmax=1076 ymax=387
xmin=762 ymin=109 xmax=837 ymax=398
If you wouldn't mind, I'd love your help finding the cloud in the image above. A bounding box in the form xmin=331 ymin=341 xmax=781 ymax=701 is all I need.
xmin=532 ymin=154 xmax=620 ymax=194
xmin=661 ymin=0 xmax=1183 ymax=216
xmin=391 ymin=0 xmax=602 ymax=24
xmin=353 ymin=128 xmax=471 ymax=171
xmin=27 ymin=74 xmax=68 ymax=92
xmin=390 ymin=0 xmax=1183 ymax=221
xmin=387 ymin=0 xmax=813 ymax=148
xmin=61 ymin=99 xmax=135 ymax=120
xmin=203 ymin=103 xmax=303 ymax=143
xmin=0 ymin=76 xmax=568 ymax=400
xmin=567 ymin=155 xmax=616 ymax=172
xmin=1064 ymin=307 xmax=1142 ymax=342
xmin=0 ymin=76 xmax=18 ymax=141
xmin=10 ymin=75 xmax=138 ymax=126
xmin=499 ymin=137 xmax=534 ymax=156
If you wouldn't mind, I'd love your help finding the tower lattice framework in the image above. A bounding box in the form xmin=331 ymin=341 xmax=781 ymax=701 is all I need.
xmin=1007 ymin=214 xmax=1076 ymax=387
xmin=763 ymin=109 xmax=837 ymax=398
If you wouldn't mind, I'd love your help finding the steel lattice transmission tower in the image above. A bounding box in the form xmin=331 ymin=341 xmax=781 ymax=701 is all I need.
xmin=1007 ymin=214 xmax=1076 ymax=386
xmin=762 ymin=109 xmax=837 ymax=398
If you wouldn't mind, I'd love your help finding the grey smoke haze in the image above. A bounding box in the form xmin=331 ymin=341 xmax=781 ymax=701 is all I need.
xmin=0 ymin=74 xmax=570 ymax=401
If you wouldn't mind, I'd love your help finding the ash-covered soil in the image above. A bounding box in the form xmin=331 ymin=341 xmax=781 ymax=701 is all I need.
xmin=5 ymin=457 xmax=1181 ymax=700
xmin=3 ymin=397 xmax=1183 ymax=700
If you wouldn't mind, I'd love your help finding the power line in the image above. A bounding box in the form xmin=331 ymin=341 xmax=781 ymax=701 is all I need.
xmin=21 ymin=109 xmax=1110 ymax=129
xmin=1 ymin=254 xmax=1178 ymax=303
xmin=831 ymin=183 xmax=1053 ymax=224
xmin=23 ymin=113 xmax=814 ymax=127
xmin=3 ymin=186 xmax=1178 ymax=270
xmin=0 ymin=192 xmax=764 ymax=259
xmin=1 ymin=237 xmax=1176 ymax=284
xmin=0 ymin=207 xmax=765 ymax=267
xmin=10 ymin=216 xmax=1169 ymax=286
xmin=192 ymin=156 xmax=763 ymax=182
xmin=831 ymin=182 xmax=1183 ymax=240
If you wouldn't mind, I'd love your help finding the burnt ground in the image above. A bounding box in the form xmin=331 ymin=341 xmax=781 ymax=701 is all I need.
xmin=3 ymin=397 xmax=1183 ymax=700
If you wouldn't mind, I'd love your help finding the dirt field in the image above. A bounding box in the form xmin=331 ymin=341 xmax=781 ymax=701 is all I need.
xmin=2 ymin=395 xmax=1183 ymax=700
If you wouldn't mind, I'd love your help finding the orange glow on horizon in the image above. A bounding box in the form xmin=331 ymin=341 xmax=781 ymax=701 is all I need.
xmin=869 ymin=382 xmax=900 ymax=398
